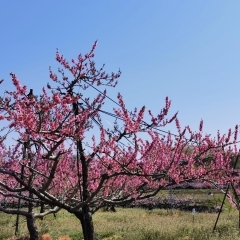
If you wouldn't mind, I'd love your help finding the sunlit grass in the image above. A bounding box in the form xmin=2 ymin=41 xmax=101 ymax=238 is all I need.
xmin=1 ymin=206 xmax=240 ymax=240
xmin=0 ymin=189 xmax=239 ymax=240
xmin=94 ymin=207 xmax=240 ymax=240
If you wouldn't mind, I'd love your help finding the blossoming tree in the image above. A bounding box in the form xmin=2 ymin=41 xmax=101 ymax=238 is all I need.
xmin=0 ymin=42 xmax=239 ymax=240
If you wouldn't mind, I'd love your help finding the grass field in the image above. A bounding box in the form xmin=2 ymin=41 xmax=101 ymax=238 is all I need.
xmin=0 ymin=190 xmax=240 ymax=240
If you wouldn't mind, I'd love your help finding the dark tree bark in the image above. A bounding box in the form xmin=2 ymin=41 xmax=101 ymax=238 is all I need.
xmin=26 ymin=213 xmax=39 ymax=240
xmin=39 ymin=202 xmax=45 ymax=220
xmin=74 ymin=209 xmax=95 ymax=240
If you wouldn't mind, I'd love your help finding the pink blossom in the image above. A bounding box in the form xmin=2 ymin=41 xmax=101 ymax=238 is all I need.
xmin=53 ymin=93 xmax=61 ymax=104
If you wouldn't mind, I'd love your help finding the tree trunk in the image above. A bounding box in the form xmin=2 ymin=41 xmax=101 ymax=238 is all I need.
xmin=75 ymin=138 xmax=94 ymax=239
xmin=74 ymin=208 xmax=95 ymax=240
xmin=26 ymin=213 xmax=39 ymax=240
xmin=39 ymin=202 xmax=44 ymax=220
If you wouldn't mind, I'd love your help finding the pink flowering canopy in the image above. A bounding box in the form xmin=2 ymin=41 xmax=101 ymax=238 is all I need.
xmin=0 ymin=41 xmax=239 ymax=213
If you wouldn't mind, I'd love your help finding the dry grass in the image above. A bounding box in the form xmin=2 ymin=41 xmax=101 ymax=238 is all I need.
xmin=40 ymin=233 xmax=52 ymax=240
xmin=40 ymin=234 xmax=70 ymax=240
xmin=57 ymin=236 xmax=71 ymax=240
xmin=7 ymin=234 xmax=71 ymax=240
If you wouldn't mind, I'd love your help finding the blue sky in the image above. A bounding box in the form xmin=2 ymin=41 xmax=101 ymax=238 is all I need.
xmin=1 ymin=1 xmax=240 ymax=138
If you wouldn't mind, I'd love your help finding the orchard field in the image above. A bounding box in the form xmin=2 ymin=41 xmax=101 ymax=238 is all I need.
xmin=2 ymin=1 xmax=240 ymax=240
xmin=1 ymin=189 xmax=240 ymax=240
xmin=0 ymin=37 xmax=240 ymax=240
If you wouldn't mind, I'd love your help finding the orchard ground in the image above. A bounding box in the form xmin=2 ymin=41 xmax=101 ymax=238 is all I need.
xmin=1 ymin=189 xmax=240 ymax=240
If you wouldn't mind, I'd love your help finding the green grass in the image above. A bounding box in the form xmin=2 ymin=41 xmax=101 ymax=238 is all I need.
xmin=0 ymin=189 xmax=239 ymax=239
xmin=1 ymin=208 xmax=240 ymax=240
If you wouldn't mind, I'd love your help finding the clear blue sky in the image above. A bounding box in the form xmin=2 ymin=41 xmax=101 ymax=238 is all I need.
xmin=1 ymin=1 xmax=240 ymax=137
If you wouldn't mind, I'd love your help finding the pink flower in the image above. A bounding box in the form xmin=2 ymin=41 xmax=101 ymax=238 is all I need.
xmin=53 ymin=93 xmax=61 ymax=104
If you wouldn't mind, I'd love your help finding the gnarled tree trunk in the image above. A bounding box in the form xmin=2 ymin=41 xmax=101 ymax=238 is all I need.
xmin=26 ymin=213 xmax=39 ymax=240
xmin=74 ymin=208 xmax=95 ymax=240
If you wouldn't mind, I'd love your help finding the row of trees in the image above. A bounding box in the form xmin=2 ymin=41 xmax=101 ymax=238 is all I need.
xmin=0 ymin=42 xmax=239 ymax=240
